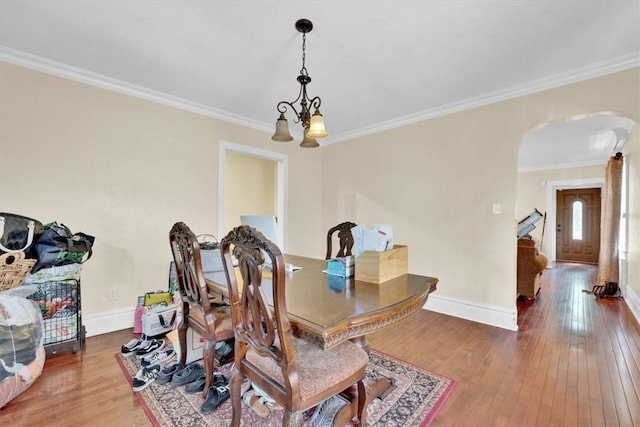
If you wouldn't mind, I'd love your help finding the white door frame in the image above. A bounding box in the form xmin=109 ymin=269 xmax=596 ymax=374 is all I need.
xmin=217 ymin=141 xmax=288 ymax=251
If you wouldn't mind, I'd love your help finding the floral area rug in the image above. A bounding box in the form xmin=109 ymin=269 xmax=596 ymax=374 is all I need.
xmin=115 ymin=348 xmax=455 ymax=427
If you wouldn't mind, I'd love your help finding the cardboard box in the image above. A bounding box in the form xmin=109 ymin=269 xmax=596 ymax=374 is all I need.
xmin=166 ymin=328 xmax=204 ymax=364
xmin=355 ymin=245 xmax=408 ymax=284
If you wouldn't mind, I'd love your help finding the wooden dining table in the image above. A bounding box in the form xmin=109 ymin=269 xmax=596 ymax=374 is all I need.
xmin=204 ymin=253 xmax=438 ymax=421
xmin=204 ymin=253 xmax=438 ymax=351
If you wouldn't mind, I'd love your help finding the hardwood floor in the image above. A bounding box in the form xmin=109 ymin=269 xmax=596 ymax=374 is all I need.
xmin=2 ymin=262 xmax=639 ymax=426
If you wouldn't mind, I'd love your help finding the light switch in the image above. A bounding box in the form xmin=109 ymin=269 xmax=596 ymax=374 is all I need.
xmin=492 ymin=203 xmax=502 ymax=214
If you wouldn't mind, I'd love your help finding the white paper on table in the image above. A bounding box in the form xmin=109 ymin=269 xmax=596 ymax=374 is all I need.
xmin=373 ymin=224 xmax=393 ymax=251
xmin=351 ymin=225 xmax=365 ymax=258
xmin=351 ymin=224 xmax=393 ymax=257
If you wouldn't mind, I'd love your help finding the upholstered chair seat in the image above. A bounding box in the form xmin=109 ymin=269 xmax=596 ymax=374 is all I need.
xmin=187 ymin=304 xmax=234 ymax=335
xmin=246 ymin=337 xmax=369 ymax=402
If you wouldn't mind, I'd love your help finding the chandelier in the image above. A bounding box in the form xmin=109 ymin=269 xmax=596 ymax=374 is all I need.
xmin=271 ymin=19 xmax=328 ymax=148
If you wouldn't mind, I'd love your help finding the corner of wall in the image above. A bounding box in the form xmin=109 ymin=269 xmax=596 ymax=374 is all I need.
xmin=424 ymin=294 xmax=519 ymax=331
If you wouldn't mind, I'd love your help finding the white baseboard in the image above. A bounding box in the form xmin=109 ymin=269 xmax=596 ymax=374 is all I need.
xmin=625 ymin=286 xmax=640 ymax=326
xmin=83 ymin=306 xmax=135 ymax=337
xmin=423 ymin=288 xmax=640 ymax=332
xmin=84 ymin=296 xmax=520 ymax=338
xmin=424 ymin=294 xmax=519 ymax=331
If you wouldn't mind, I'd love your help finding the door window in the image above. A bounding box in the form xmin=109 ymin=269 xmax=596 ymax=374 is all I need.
xmin=572 ymin=200 xmax=583 ymax=240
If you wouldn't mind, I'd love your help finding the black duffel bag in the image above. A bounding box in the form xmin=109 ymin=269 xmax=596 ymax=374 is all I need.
xmin=32 ymin=222 xmax=95 ymax=273
xmin=0 ymin=212 xmax=44 ymax=257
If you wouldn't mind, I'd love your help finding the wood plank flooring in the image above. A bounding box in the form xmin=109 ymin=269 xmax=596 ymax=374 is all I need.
xmin=1 ymin=262 xmax=639 ymax=426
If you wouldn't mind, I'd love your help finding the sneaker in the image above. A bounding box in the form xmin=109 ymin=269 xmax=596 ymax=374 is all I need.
xmin=141 ymin=347 xmax=175 ymax=367
xmin=132 ymin=364 xmax=162 ymax=392
xmin=184 ymin=374 xmax=206 ymax=394
xmin=135 ymin=339 xmax=165 ymax=358
xmin=171 ymin=363 xmax=205 ymax=387
xmin=121 ymin=338 xmax=145 ymax=357
xmin=157 ymin=362 xmax=185 ymax=385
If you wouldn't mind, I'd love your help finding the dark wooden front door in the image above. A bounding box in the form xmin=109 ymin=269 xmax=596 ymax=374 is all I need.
xmin=556 ymin=188 xmax=601 ymax=264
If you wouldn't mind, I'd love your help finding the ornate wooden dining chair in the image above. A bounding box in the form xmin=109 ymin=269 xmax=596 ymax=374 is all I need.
xmin=169 ymin=222 xmax=234 ymax=398
xmin=325 ymin=221 xmax=358 ymax=260
xmin=221 ymin=225 xmax=368 ymax=426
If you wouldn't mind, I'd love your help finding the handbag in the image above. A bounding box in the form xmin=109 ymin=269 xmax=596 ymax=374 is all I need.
xmin=32 ymin=223 xmax=95 ymax=273
xmin=142 ymin=303 xmax=178 ymax=339
xmin=0 ymin=212 xmax=44 ymax=256
xmin=143 ymin=290 xmax=173 ymax=307
xmin=197 ymin=234 xmax=224 ymax=273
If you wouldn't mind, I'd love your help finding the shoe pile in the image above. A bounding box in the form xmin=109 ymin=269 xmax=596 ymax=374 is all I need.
xmin=157 ymin=360 xmax=231 ymax=414
xmin=121 ymin=337 xmax=176 ymax=393
xmin=120 ymin=336 xmax=235 ymax=414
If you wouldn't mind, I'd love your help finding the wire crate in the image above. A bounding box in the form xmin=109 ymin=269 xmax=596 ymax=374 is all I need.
xmin=28 ymin=279 xmax=84 ymax=355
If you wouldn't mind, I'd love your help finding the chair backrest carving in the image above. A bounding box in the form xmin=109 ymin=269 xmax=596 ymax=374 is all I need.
xmin=169 ymin=222 xmax=212 ymax=317
xmin=325 ymin=221 xmax=357 ymax=260
xmin=221 ymin=225 xmax=298 ymax=398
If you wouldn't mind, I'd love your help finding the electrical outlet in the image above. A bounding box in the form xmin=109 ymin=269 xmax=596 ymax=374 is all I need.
xmin=108 ymin=289 xmax=118 ymax=301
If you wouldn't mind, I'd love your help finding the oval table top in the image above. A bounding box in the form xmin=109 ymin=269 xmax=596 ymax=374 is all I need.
xmin=205 ymin=254 xmax=438 ymax=350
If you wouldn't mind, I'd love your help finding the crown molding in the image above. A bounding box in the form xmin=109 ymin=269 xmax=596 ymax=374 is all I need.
xmin=517 ymin=159 xmax=608 ymax=173
xmin=2 ymin=46 xmax=638 ymax=145
xmin=0 ymin=46 xmax=273 ymax=134
xmin=327 ymin=51 xmax=640 ymax=145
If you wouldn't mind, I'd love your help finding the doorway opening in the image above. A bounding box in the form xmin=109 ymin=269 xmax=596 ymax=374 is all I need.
xmin=217 ymin=141 xmax=288 ymax=250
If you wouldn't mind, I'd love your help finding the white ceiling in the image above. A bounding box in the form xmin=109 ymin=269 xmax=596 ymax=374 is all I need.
xmin=519 ymin=113 xmax=636 ymax=171
xmin=1 ymin=1 xmax=638 ymax=165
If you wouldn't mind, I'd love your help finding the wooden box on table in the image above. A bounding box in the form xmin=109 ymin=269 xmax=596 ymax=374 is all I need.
xmin=355 ymin=245 xmax=408 ymax=284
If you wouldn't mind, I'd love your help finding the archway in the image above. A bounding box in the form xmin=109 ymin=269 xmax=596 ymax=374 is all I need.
xmin=517 ymin=111 xmax=636 ymax=293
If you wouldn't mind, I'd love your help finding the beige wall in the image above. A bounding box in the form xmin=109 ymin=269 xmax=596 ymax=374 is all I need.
xmin=223 ymin=152 xmax=277 ymax=234
xmin=321 ymin=67 xmax=640 ymax=318
xmin=1 ymin=61 xmax=638 ymax=331
xmin=0 ymin=63 xmax=324 ymax=321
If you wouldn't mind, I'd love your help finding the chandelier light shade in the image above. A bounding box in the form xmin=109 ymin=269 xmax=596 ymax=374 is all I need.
xmin=300 ymin=129 xmax=320 ymax=148
xmin=272 ymin=113 xmax=293 ymax=142
xmin=307 ymin=112 xmax=328 ymax=138
xmin=271 ymin=18 xmax=328 ymax=148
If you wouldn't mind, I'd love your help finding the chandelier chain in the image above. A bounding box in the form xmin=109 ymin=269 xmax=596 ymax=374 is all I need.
xmin=301 ymin=32 xmax=308 ymax=76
